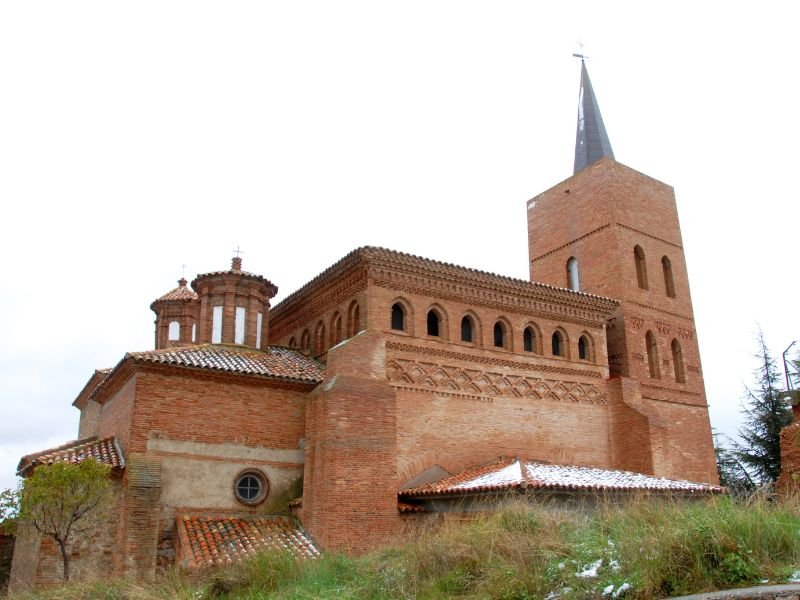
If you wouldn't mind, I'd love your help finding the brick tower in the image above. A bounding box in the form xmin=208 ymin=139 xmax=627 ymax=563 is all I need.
xmin=191 ymin=256 xmax=278 ymax=349
xmin=150 ymin=278 xmax=199 ymax=349
xmin=526 ymin=59 xmax=717 ymax=483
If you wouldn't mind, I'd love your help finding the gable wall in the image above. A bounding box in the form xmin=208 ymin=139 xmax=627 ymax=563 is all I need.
xmin=127 ymin=370 xmax=307 ymax=454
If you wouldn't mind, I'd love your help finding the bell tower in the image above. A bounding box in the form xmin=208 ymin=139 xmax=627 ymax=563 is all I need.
xmin=526 ymin=59 xmax=717 ymax=484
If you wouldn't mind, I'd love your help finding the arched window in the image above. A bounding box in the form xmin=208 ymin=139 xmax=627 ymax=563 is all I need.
xmin=426 ymin=309 xmax=441 ymax=337
xmin=314 ymin=321 xmax=326 ymax=354
xmin=662 ymin=256 xmax=675 ymax=298
xmin=552 ymin=331 xmax=565 ymax=357
xmin=566 ymin=257 xmax=580 ymax=291
xmin=578 ymin=334 xmax=591 ymax=361
xmin=646 ymin=331 xmax=660 ymax=379
xmin=347 ymin=301 xmax=361 ymax=336
xmin=461 ymin=315 xmax=473 ymax=342
xmin=493 ymin=321 xmax=507 ymax=349
xmin=634 ymin=245 xmax=648 ymax=290
xmin=330 ymin=312 xmax=343 ymax=346
xmin=523 ymin=327 xmax=534 ymax=352
xmin=168 ymin=320 xmax=180 ymax=341
xmin=301 ymin=330 xmax=311 ymax=354
xmin=391 ymin=303 xmax=405 ymax=331
xmin=672 ymin=338 xmax=685 ymax=383
xmin=288 ymin=336 xmax=297 ymax=349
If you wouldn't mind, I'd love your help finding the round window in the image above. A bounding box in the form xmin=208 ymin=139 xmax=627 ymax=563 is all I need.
xmin=233 ymin=469 xmax=269 ymax=506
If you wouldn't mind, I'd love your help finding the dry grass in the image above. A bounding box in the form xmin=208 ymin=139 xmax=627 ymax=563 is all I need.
xmin=8 ymin=494 xmax=800 ymax=599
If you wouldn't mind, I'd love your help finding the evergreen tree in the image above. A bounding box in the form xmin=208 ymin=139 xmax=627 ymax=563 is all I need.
xmin=714 ymin=432 xmax=754 ymax=495
xmin=731 ymin=330 xmax=792 ymax=485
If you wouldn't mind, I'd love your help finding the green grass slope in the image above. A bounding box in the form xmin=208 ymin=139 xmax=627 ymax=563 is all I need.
xmin=9 ymin=495 xmax=800 ymax=600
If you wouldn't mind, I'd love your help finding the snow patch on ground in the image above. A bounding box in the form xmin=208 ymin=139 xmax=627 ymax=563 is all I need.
xmin=576 ymin=559 xmax=603 ymax=578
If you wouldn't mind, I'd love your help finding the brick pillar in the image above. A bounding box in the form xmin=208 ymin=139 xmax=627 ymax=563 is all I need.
xmin=119 ymin=454 xmax=161 ymax=580
xmin=607 ymin=377 xmax=654 ymax=475
xmin=302 ymin=331 xmax=400 ymax=553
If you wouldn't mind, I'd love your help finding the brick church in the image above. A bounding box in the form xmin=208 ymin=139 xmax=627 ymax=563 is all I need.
xmin=9 ymin=61 xmax=721 ymax=588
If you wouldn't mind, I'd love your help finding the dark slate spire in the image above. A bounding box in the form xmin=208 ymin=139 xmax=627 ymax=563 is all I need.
xmin=574 ymin=59 xmax=614 ymax=174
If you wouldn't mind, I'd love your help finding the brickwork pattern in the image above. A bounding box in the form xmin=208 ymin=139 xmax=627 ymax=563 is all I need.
xmin=527 ymin=158 xmax=717 ymax=484
xmin=302 ymin=332 xmax=401 ymax=553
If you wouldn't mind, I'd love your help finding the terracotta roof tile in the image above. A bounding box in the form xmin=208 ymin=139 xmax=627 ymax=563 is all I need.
xmin=177 ymin=515 xmax=320 ymax=568
xmin=152 ymin=278 xmax=198 ymax=304
xmin=399 ymin=457 xmax=724 ymax=497
xmin=272 ymin=246 xmax=618 ymax=319
xmin=17 ymin=436 xmax=124 ymax=476
xmin=125 ymin=344 xmax=325 ymax=384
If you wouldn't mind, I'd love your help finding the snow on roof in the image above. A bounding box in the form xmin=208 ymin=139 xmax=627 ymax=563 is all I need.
xmin=399 ymin=457 xmax=724 ymax=497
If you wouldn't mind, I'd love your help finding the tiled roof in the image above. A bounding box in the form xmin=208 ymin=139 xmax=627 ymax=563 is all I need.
xmin=72 ymin=368 xmax=113 ymax=409
xmin=125 ymin=344 xmax=325 ymax=384
xmin=399 ymin=457 xmax=724 ymax=497
xmin=17 ymin=436 xmax=124 ymax=476
xmin=152 ymin=278 xmax=198 ymax=304
xmin=177 ymin=515 xmax=320 ymax=568
xmin=271 ymin=246 xmax=617 ymax=322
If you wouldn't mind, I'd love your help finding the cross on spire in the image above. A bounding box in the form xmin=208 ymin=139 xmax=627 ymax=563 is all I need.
xmin=232 ymin=245 xmax=244 ymax=258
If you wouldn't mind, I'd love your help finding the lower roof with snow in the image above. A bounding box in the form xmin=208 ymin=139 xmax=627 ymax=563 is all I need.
xmin=399 ymin=457 xmax=724 ymax=498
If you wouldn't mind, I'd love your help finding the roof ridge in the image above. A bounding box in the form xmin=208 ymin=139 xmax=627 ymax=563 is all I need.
xmin=272 ymin=245 xmax=617 ymax=317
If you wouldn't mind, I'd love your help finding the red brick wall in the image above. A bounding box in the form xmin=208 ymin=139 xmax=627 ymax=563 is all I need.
xmin=527 ymin=158 xmax=717 ymax=484
xmin=302 ymin=332 xmax=400 ymax=553
xmin=125 ymin=369 xmax=307 ymax=454
xmin=98 ymin=376 xmax=136 ymax=454
xmin=777 ymin=421 xmax=800 ymax=497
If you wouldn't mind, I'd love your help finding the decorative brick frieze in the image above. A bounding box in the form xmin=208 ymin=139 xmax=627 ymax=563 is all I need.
xmin=387 ymin=358 xmax=607 ymax=405
xmin=386 ymin=341 xmax=603 ymax=379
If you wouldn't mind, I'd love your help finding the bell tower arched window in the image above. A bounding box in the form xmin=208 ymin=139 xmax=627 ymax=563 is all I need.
xmin=672 ymin=338 xmax=685 ymax=383
xmin=646 ymin=330 xmax=660 ymax=379
xmin=662 ymin=256 xmax=675 ymax=298
xmin=566 ymin=257 xmax=580 ymax=291
xmin=634 ymin=245 xmax=648 ymax=290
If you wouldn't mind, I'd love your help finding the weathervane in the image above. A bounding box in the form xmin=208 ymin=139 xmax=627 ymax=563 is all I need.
xmin=573 ymin=41 xmax=588 ymax=61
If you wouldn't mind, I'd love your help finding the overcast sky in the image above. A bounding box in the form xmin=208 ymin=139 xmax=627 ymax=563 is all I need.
xmin=1 ymin=2 xmax=798 ymax=492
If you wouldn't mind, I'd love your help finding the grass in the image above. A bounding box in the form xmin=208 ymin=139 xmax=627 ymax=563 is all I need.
xmin=8 ymin=494 xmax=800 ymax=599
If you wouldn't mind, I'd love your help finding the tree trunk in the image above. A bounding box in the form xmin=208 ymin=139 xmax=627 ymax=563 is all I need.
xmin=57 ymin=538 xmax=70 ymax=582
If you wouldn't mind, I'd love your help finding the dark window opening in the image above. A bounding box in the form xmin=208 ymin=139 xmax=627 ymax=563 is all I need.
xmin=662 ymin=256 xmax=676 ymax=298
xmin=427 ymin=310 xmax=440 ymax=337
xmin=523 ymin=327 xmax=534 ymax=352
xmin=552 ymin=332 xmax=563 ymax=357
xmin=635 ymin=245 xmax=648 ymax=290
xmin=672 ymin=338 xmax=685 ymax=383
xmin=493 ymin=322 xmax=505 ymax=348
xmin=578 ymin=335 xmax=589 ymax=360
xmin=646 ymin=331 xmax=660 ymax=379
xmin=461 ymin=316 xmax=473 ymax=342
xmin=391 ymin=303 xmax=405 ymax=331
